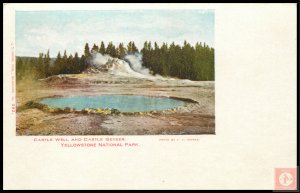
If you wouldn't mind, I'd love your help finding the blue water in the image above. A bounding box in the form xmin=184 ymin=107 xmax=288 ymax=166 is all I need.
xmin=39 ymin=95 xmax=187 ymax=112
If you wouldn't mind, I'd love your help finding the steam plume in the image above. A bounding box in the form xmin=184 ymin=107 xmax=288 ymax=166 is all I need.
xmin=124 ymin=53 xmax=152 ymax=76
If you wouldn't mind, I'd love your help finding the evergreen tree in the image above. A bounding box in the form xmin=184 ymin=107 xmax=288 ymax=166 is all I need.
xmin=79 ymin=54 xmax=87 ymax=71
xmin=110 ymin=44 xmax=117 ymax=58
xmin=53 ymin=51 xmax=62 ymax=75
xmin=106 ymin=42 xmax=117 ymax=57
xmin=131 ymin=42 xmax=138 ymax=53
xmin=36 ymin=53 xmax=45 ymax=78
xmin=118 ymin=43 xmax=126 ymax=59
xmin=66 ymin=54 xmax=73 ymax=74
xmin=61 ymin=50 xmax=68 ymax=74
xmin=84 ymin=43 xmax=91 ymax=57
xmin=127 ymin=41 xmax=139 ymax=54
xmin=99 ymin=41 xmax=106 ymax=54
xmin=127 ymin=41 xmax=132 ymax=54
xmin=44 ymin=50 xmax=50 ymax=77
xmin=73 ymin=52 xmax=80 ymax=73
xmin=91 ymin=44 xmax=99 ymax=53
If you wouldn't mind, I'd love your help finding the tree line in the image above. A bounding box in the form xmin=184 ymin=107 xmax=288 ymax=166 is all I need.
xmin=141 ymin=40 xmax=214 ymax=80
xmin=16 ymin=40 xmax=214 ymax=81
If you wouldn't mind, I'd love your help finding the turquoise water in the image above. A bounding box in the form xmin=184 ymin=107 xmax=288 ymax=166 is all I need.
xmin=39 ymin=95 xmax=187 ymax=112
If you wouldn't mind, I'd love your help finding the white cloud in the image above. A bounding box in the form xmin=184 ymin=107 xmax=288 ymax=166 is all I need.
xmin=16 ymin=10 xmax=214 ymax=57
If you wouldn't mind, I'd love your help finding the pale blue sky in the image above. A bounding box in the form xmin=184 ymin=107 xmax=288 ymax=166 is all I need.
xmin=16 ymin=10 xmax=214 ymax=57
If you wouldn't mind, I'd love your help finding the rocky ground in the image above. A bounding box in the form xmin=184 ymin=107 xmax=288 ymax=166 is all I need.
xmin=16 ymin=73 xmax=215 ymax=135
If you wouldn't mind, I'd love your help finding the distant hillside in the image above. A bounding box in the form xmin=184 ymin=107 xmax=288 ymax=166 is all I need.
xmin=16 ymin=56 xmax=56 ymax=66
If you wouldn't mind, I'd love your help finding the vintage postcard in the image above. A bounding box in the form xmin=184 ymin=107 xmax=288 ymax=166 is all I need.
xmin=3 ymin=3 xmax=298 ymax=190
xmin=14 ymin=9 xmax=215 ymax=136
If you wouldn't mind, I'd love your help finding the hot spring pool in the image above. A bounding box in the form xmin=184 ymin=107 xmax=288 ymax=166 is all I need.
xmin=39 ymin=95 xmax=189 ymax=113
